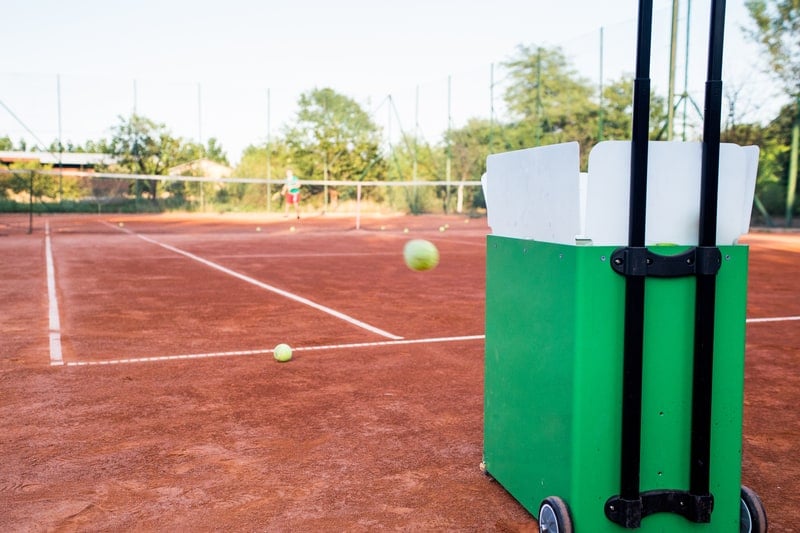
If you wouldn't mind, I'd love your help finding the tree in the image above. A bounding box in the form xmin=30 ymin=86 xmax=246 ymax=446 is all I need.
xmin=105 ymin=114 xmax=185 ymax=201
xmin=501 ymin=45 xmax=667 ymax=169
xmin=177 ymin=137 xmax=229 ymax=166
xmin=503 ymin=46 xmax=597 ymax=149
xmin=746 ymin=0 xmax=800 ymax=224
xmin=3 ymin=161 xmax=59 ymax=201
xmin=284 ymin=88 xmax=387 ymax=208
xmin=230 ymin=139 xmax=295 ymax=211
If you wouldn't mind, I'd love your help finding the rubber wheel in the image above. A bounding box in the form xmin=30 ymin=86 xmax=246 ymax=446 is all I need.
xmin=740 ymin=485 xmax=768 ymax=533
xmin=538 ymin=496 xmax=573 ymax=533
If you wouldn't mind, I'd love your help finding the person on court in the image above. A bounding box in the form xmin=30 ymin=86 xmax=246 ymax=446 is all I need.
xmin=282 ymin=169 xmax=301 ymax=219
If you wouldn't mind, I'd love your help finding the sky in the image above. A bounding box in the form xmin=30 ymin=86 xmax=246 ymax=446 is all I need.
xmin=0 ymin=0 xmax=783 ymax=165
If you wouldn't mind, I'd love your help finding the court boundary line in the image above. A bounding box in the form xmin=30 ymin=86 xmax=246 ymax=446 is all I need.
xmin=57 ymin=314 xmax=800 ymax=367
xmin=746 ymin=315 xmax=800 ymax=323
xmin=45 ymin=222 xmax=63 ymax=366
xmin=63 ymin=334 xmax=485 ymax=367
xmin=104 ymin=221 xmax=402 ymax=341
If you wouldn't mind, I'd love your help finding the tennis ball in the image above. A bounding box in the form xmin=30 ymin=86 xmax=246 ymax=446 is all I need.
xmin=273 ymin=343 xmax=292 ymax=362
xmin=403 ymin=239 xmax=439 ymax=272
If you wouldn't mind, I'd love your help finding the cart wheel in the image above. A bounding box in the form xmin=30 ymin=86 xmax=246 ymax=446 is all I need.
xmin=538 ymin=496 xmax=573 ymax=533
xmin=740 ymin=485 xmax=767 ymax=533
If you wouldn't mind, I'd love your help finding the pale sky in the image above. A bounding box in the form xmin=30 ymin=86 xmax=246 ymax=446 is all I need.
xmin=1 ymin=0 xmax=781 ymax=165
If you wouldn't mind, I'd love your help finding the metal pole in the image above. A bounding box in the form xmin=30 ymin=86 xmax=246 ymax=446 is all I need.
xmin=267 ymin=88 xmax=272 ymax=212
xmin=28 ymin=171 xmax=34 ymax=234
xmin=324 ymin=154 xmax=329 ymax=214
xmin=620 ymin=0 xmax=654 ymax=512
xmin=691 ymin=0 xmax=726 ymax=499
xmin=57 ymin=74 xmax=63 ymax=202
xmin=490 ymin=63 xmax=495 ymax=150
xmin=197 ymin=83 xmax=203 ymax=144
xmin=356 ymin=183 xmax=362 ymax=230
xmin=446 ymin=75 xmax=451 ymax=214
xmin=667 ymin=0 xmax=679 ymax=140
xmin=413 ymin=85 xmax=419 ymax=182
xmin=536 ymin=49 xmax=543 ymax=146
xmin=786 ymin=96 xmax=799 ymax=227
xmin=599 ymin=27 xmax=605 ymax=141
xmin=682 ymin=0 xmax=692 ymax=140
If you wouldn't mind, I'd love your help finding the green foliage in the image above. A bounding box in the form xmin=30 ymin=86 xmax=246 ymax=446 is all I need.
xmin=745 ymin=0 xmax=800 ymax=95
xmin=745 ymin=0 xmax=800 ymax=224
xmin=286 ymin=88 xmax=387 ymax=183
xmin=503 ymin=46 xmax=597 ymax=148
xmin=499 ymin=46 xmax=667 ymax=168
xmin=3 ymin=161 xmax=60 ymax=199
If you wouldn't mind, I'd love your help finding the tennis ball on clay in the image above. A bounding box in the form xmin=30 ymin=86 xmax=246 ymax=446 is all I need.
xmin=273 ymin=343 xmax=292 ymax=362
xmin=403 ymin=239 xmax=439 ymax=272
xmin=289 ymin=226 xmax=296 ymax=232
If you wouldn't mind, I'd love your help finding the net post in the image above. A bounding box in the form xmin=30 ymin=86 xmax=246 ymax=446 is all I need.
xmin=356 ymin=183 xmax=362 ymax=230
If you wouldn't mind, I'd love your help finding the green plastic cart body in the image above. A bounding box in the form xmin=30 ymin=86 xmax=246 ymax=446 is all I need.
xmin=484 ymin=236 xmax=748 ymax=532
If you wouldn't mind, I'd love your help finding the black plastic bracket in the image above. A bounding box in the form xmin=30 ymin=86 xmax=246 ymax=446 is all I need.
xmin=605 ymin=490 xmax=714 ymax=528
xmin=610 ymin=246 xmax=722 ymax=278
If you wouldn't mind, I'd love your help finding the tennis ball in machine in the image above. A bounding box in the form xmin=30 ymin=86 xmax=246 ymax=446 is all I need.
xmin=403 ymin=239 xmax=439 ymax=272
xmin=273 ymin=343 xmax=293 ymax=362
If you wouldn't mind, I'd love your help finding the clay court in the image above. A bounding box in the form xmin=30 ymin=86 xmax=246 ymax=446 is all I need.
xmin=0 ymin=212 xmax=798 ymax=531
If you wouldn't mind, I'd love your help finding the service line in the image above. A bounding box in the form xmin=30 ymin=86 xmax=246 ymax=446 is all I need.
xmin=105 ymin=222 xmax=402 ymax=340
xmin=45 ymin=222 xmax=63 ymax=365
xmin=64 ymin=334 xmax=485 ymax=366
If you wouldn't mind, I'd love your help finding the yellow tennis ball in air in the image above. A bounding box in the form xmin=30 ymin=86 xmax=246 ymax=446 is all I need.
xmin=273 ymin=343 xmax=292 ymax=362
xmin=403 ymin=239 xmax=439 ymax=272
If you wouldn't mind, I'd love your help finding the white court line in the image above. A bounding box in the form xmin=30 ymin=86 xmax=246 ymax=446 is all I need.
xmin=104 ymin=222 xmax=402 ymax=340
xmin=45 ymin=222 xmax=63 ymax=366
xmin=64 ymin=334 xmax=485 ymax=367
xmin=746 ymin=316 xmax=800 ymax=324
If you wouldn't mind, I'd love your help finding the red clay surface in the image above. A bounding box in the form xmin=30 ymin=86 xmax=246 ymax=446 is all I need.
xmin=0 ymin=213 xmax=798 ymax=531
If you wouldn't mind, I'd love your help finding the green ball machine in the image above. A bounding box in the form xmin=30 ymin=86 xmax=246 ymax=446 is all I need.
xmin=481 ymin=1 xmax=767 ymax=531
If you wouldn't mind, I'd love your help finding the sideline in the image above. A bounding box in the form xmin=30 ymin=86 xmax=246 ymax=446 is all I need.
xmin=104 ymin=221 xmax=402 ymax=340
xmin=45 ymin=222 xmax=63 ymax=365
xmin=64 ymin=334 xmax=485 ymax=366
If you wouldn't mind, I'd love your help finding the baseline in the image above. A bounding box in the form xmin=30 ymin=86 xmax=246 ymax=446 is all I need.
xmin=64 ymin=334 xmax=485 ymax=367
xmin=746 ymin=315 xmax=800 ymax=324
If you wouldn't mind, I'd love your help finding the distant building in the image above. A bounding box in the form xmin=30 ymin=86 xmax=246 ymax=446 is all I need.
xmin=0 ymin=151 xmax=115 ymax=170
xmin=168 ymin=158 xmax=233 ymax=179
